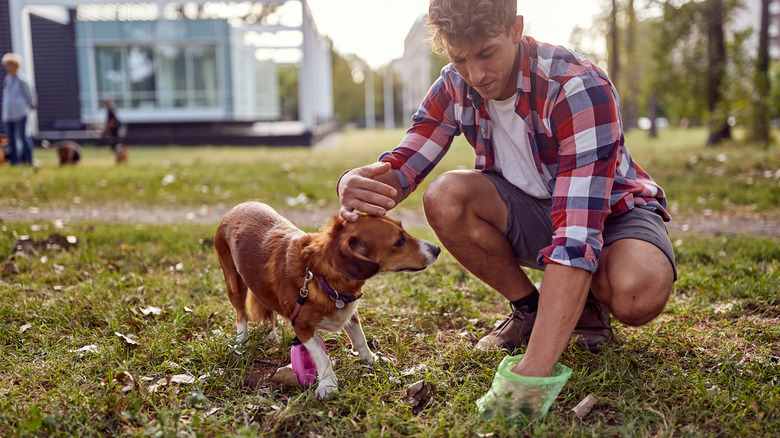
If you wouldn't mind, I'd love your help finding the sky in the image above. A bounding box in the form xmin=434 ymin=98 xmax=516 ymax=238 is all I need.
xmin=306 ymin=0 xmax=606 ymax=68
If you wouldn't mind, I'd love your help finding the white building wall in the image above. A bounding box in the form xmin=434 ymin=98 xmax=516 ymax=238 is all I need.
xmin=394 ymin=15 xmax=433 ymax=127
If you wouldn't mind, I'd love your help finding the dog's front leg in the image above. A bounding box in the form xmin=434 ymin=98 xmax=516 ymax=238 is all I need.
xmin=343 ymin=310 xmax=378 ymax=365
xmin=298 ymin=330 xmax=338 ymax=400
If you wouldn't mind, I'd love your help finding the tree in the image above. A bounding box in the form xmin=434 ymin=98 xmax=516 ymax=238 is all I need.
xmin=331 ymin=51 xmax=367 ymax=125
xmin=748 ymin=0 xmax=771 ymax=147
xmin=277 ymin=66 xmax=298 ymax=121
xmin=623 ymin=0 xmax=639 ymax=130
xmin=705 ymin=0 xmax=731 ymax=146
xmin=609 ymin=0 xmax=620 ymax=81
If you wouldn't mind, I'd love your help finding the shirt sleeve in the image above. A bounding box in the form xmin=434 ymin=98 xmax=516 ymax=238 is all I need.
xmin=21 ymin=77 xmax=36 ymax=107
xmin=379 ymin=75 xmax=461 ymax=199
xmin=537 ymin=71 xmax=621 ymax=273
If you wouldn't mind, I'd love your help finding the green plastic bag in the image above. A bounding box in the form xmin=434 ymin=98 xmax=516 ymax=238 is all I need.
xmin=476 ymin=354 xmax=572 ymax=423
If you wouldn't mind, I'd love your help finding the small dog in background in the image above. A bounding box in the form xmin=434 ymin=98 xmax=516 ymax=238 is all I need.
xmin=114 ymin=143 xmax=128 ymax=165
xmin=41 ymin=139 xmax=82 ymax=166
xmin=0 ymin=133 xmax=7 ymax=165
xmin=215 ymin=202 xmax=440 ymax=399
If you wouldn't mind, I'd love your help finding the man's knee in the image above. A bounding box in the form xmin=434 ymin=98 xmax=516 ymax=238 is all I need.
xmin=597 ymin=239 xmax=674 ymax=326
xmin=423 ymin=172 xmax=471 ymax=226
xmin=608 ymin=269 xmax=672 ymax=326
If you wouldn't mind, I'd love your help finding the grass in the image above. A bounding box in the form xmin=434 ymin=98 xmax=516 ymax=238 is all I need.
xmin=0 ymin=127 xmax=778 ymax=437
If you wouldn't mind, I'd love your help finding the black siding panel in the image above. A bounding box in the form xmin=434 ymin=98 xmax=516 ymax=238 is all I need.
xmin=30 ymin=10 xmax=82 ymax=131
xmin=0 ymin=0 xmax=13 ymax=133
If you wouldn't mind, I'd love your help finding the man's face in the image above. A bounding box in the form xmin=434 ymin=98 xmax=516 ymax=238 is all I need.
xmin=446 ymin=16 xmax=523 ymax=101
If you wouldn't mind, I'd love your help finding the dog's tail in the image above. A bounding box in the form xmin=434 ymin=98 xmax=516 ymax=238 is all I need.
xmin=41 ymin=139 xmax=51 ymax=149
xmin=246 ymin=290 xmax=277 ymax=328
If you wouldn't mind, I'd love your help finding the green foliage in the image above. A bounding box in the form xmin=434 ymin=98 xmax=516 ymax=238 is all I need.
xmin=584 ymin=0 xmax=773 ymax=144
xmin=331 ymin=51 xmax=367 ymax=125
xmin=277 ymin=65 xmax=299 ymax=120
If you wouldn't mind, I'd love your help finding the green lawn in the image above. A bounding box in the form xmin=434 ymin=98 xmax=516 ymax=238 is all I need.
xmin=0 ymin=128 xmax=778 ymax=437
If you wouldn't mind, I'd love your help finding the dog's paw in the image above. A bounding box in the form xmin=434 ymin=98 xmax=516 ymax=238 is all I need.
xmin=359 ymin=352 xmax=393 ymax=367
xmin=314 ymin=380 xmax=339 ymax=400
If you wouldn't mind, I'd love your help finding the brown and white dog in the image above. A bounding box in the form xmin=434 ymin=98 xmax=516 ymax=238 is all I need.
xmin=41 ymin=140 xmax=81 ymax=166
xmin=214 ymin=202 xmax=440 ymax=399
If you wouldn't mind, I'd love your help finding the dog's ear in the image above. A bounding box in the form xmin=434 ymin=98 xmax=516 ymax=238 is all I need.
xmin=337 ymin=236 xmax=380 ymax=280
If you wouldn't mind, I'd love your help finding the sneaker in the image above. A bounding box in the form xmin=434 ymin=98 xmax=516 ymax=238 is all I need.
xmin=475 ymin=303 xmax=537 ymax=351
xmin=571 ymin=295 xmax=613 ymax=352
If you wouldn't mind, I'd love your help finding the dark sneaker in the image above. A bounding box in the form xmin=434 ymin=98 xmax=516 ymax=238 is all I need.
xmin=475 ymin=304 xmax=537 ymax=351
xmin=571 ymin=295 xmax=613 ymax=352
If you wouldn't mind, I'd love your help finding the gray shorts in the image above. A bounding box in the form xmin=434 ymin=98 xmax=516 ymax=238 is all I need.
xmin=483 ymin=171 xmax=677 ymax=280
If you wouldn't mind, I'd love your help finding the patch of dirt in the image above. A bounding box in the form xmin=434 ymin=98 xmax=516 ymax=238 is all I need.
xmin=1 ymin=205 xmax=778 ymax=238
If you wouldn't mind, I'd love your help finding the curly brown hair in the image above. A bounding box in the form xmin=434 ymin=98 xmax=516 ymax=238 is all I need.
xmin=426 ymin=0 xmax=517 ymax=56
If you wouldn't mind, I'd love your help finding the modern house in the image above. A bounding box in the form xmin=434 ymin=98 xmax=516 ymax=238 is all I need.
xmin=0 ymin=0 xmax=334 ymax=146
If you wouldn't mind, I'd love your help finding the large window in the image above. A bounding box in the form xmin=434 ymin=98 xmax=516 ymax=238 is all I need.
xmin=191 ymin=45 xmax=218 ymax=107
xmin=94 ymin=44 xmax=219 ymax=110
xmin=95 ymin=47 xmax=124 ymax=105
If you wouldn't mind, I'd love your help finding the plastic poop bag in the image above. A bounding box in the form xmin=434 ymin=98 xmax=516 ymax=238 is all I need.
xmin=476 ymin=354 xmax=572 ymax=423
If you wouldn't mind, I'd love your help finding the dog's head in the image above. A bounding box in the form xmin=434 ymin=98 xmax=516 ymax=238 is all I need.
xmin=304 ymin=213 xmax=441 ymax=281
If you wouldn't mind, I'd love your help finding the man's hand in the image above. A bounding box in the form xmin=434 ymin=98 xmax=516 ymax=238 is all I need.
xmin=511 ymin=264 xmax=592 ymax=377
xmin=477 ymin=354 xmax=572 ymax=423
xmin=337 ymin=162 xmax=401 ymax=222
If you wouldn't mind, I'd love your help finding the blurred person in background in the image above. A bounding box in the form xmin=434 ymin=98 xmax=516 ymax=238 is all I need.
xmin=2 ymin=53 xmax=37 ymax=165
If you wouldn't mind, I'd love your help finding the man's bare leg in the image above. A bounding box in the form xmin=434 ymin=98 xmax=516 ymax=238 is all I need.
xmin=422 ymin=170 xmax=536 ymax=301
xmin=591 ymin=238 xmax=674 ymax=326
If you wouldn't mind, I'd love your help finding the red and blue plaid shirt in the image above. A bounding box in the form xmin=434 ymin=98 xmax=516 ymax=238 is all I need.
xmin=380 ymin=36 xmax=670 ymax=273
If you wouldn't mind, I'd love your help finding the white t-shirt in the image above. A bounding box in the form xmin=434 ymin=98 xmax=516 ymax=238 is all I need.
xmin=486 ymin=95 xmax=551 ymax=199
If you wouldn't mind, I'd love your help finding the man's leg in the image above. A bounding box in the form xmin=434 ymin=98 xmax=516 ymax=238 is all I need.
xmin=423 ymin=170 xmax=547 ymax=350
xmin=591 ymin=238 xmax=674 ymax=326
xmin=4 ymin=121 xmax=19 ymax=165
xmin=422 ymin=170 xmax=537 ymax=302
xmin=18 ymin=117 xmax=33 ymax=164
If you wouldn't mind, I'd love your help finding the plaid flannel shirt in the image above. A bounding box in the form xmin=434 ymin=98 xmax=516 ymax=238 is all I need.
xmin=379 ymin=36 xmax=670 ymax=273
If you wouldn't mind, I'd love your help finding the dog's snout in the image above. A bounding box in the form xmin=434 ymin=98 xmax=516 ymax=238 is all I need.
xmin=423 ymin=241 xmax=441 ymax=263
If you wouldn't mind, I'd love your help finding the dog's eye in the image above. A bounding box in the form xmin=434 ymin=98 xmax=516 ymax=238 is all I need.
xmin=394 ymin=236 xmax=406 ymax=247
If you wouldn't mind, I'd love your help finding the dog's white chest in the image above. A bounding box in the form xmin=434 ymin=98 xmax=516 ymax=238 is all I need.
xmin=316 ymin=302 xmax=358 ymax=332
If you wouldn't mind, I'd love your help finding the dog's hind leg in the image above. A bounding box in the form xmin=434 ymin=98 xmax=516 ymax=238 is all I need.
xmin=228 ymin=277 xmax=249 ymax=341
xmin=215 ymin=235 xmax=250 ymax=341
xmin=343 ymin=310 xmax=378 ymax=365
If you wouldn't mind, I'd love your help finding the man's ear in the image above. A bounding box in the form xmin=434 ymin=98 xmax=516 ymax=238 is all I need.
xmin=512 ymin=15 xmax=524 ymax=42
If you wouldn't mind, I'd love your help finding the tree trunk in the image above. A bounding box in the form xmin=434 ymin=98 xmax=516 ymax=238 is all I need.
xmin=751 ymin=0 xmax=771 ymax=147
xmin=609 ymin=0 xmax=620 ymax=81
xmin=706 ymin=0 xmax=731 ymax=146
xmin=648 ymin=94 xmax=658 ymax=138
xmin=624 ymin=0 xmax=638 ymax=130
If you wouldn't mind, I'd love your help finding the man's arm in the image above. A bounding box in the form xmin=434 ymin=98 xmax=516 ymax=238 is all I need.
xmin=337 ymin=162 xmax=404 ymax=222
xmin=512 ymin=264 xmax=591 ymax=377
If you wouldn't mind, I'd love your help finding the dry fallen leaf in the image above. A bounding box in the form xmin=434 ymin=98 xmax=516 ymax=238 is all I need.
xmin=170 ymin=374 xmax=195 ymax=384
xmin=3 ymin=261 xmax=19 ymax=275
xmin=113 ymin=371 xmax=136 ymax=393
xmin=139 ymin=306 xmax=162 ymax=316
xmin=147 ymin=377 xmax=169 ymax=393
xmin=115 ymin=332 xmax=139 ymax=347
xmin=406 ymin=379 xmax=435 ymax=414
xmin=69 ymin=344 xmax=99 ymax=354
xmin=749 ymin=399 xmax=765 ymax=420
